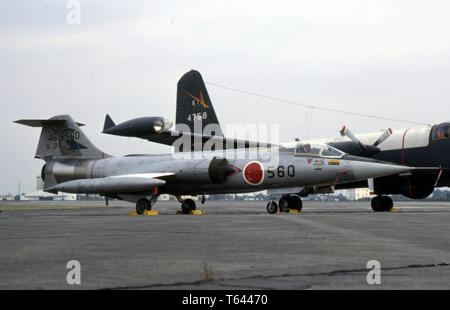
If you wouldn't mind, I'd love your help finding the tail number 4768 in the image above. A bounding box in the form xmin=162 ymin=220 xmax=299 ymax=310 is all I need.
xmin=187 ymin=112 xmax=207 ymax=122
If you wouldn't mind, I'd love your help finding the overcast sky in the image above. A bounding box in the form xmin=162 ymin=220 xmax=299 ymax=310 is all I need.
xmin=1 ymin=0 xmax=450 ymax=194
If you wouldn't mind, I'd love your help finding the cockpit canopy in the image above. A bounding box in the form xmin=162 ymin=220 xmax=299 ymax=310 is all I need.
xmin=294 ymin=142 xmax=345 ymax=158
xmin=432 ymin=122 xmax=450 ymax=140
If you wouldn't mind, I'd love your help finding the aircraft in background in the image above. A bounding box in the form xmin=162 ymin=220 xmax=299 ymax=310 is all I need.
xmin=323 ymin=124 xmax=449 ymax=211
xmin=15 ymin=115 xmax=412 ymax=214
xmin=101 ymin=70 xmax=449 ymax=212
xmin=102 ymin=70 xmax=261 ymax=152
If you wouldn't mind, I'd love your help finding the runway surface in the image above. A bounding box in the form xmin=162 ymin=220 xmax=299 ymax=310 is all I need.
xmin=0 ymin=200 xmax=449 ymax=289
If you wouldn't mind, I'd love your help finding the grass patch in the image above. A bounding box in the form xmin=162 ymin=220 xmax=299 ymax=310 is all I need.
xmin=203 ymin=262 xmax=216 ymax=281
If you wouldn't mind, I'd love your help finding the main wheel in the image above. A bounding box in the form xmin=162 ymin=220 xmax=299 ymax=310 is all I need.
xmin=289 ymin=195 xmax=303 ymax=212
xmin=181 ymin=198 xmax=196 ymax=214
xmin=279 ymin=196 xmax=290 ymax=213
xmin=266 ymin=201 xmax=278 ymax=214
xmin=371 ymin=196 xmax=392 ymax=212
xmin=371 ymin=196 xmax=382 ymax=212
xmin=381 ymin=196 xmax=393 ymax=211
xmin=136 ymin=199 xmax=150 ymax=215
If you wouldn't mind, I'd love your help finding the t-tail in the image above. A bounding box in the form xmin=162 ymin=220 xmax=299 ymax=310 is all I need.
xmin=176 ymin=70 xmax=224 ymax=137
xmin=14 ymin=115 xmax=110 ymax=161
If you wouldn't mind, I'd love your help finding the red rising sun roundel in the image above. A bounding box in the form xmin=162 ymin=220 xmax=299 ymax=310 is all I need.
xmin=243 ymin=161 xmax=264 ymax=185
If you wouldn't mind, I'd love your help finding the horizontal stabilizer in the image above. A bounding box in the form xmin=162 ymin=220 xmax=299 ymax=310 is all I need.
xmin=15 ymin=119 xmax=85 ymax=127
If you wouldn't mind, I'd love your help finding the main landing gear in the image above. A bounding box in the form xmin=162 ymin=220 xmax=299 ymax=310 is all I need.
xmin=371 ymin=195 xmax=393 ymax=212
xmin=135 ymin=195 xmax=199 ymax=215
xmin=135 ymin=195 xmax=159 ymax=215
xmin=266 ymin=194 xmax=303 ymax=214
xmin=176 ymin=196 xmax=197 ymax=214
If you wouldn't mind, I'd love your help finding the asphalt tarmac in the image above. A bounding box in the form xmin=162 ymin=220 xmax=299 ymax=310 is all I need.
xmin=0 ymin=200 xmax=449 ymax=289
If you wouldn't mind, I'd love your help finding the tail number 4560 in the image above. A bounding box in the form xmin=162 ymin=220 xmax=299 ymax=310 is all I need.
xmin=267 ymin=165 xmax=295 ymax=178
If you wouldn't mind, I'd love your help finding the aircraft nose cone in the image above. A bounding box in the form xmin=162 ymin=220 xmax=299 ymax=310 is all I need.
xmin=352 ymin=161 xmax=412 ymax=180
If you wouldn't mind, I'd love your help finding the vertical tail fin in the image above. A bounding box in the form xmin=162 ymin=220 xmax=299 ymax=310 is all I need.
xmin=176 ymin=70 xmax=224 ymax=136
xmin=103 ymin=114 xmax=116 ymax=132
xmin=15 ymin=115 xmax=109 ymax=160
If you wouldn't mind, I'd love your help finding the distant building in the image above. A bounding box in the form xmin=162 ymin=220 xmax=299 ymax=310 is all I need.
xmin=0 ymin=194 xmax=15 ymax=201
xmin=22 ymin=190 xmax=77 ymax=201
xmin=36 ymin=176 xmax=44 ymax=191
xmin=11 ymin=176 xmax=78 ymax=200
xmin=346 ymin=188 xmax=371 ymax=200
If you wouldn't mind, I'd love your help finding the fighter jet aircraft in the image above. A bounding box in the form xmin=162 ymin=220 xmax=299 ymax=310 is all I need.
xmin=15 ymin=115 xmax=412 ymax=214
xmin=103 ymin=70 xmax=448 ymax=212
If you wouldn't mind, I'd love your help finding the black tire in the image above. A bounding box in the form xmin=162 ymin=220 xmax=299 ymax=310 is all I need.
xmin=279 ymin=196 xmax=290 ymax=213
xmin=181 ymin=198 xmax=196 ymax=214
xmin=381 ymin=196 xmax=393 ymax=211
xmin=371 ymin=196 xmax=383 ymax=212
xmin=289 ymin=195 xmax=303 ymax=212
xmin=136 ymin=199 xmax=150 ymax=215
xmin=266 ymin=201 xmax=278 ymax=214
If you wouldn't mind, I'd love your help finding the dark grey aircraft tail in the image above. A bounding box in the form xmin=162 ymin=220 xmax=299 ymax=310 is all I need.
xmin=15 ymin=115 xmax=109 ymax=160
xmin=103 ymin=114 xmax=116 ymax=132
xmin=176 ymin=70 xmax=224 ymax=137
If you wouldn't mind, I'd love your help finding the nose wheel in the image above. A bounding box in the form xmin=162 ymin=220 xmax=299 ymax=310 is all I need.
xmin=371 ymin=195 xmax=393 ymax=212
xmin=266 ymin=201 xmax=278 ymax=214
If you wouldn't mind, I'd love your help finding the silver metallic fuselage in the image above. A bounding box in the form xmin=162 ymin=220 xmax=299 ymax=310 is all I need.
xmin=45 ymin=147 xmax=408 ymax=196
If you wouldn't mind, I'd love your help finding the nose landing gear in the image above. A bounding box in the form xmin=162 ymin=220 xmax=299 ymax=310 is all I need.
xmin=266 ymin=200 xmax=278 ymax=214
